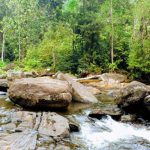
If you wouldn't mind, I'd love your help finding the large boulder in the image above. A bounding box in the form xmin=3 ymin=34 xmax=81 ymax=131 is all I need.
xmin=8 ymin=77 xmax=72 ymax=109
xmin=116 ymin=81 xmax=150 ymax=120
xmin=117 ymin=81 xmax=150 ymax=107
xmin=56 ymin=73 xmax=98 ymax=103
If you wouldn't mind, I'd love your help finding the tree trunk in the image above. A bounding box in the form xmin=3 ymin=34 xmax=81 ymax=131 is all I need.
xmin=110 ymin=0 xmax=114 ymax=64
xmin=18 ymin=30 xmax=21 ymax=61
xmin=1 ymin=31 xmax=5 ymax=62
xmin=52 ymin=50 xmax=56 ymax=71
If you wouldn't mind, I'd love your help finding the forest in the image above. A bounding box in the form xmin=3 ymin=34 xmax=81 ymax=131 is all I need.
xmin=0 ymin=0 xmax=150 ymax=80
xmin=0 ymin=1 xmax=150 ymax=149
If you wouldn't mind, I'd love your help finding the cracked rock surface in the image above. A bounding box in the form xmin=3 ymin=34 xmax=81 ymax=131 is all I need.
xmin=0 ymin=109 xmax=70 ymax=150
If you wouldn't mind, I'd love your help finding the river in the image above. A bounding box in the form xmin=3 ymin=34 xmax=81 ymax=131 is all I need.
xmin=0 ymin=93 xmax=150 ymax=150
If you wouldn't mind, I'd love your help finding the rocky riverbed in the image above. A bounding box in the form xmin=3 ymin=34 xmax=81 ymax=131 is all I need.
xmin=0 ymin=93 xmax=150 ymax=150
xmin=0 ymin=71 xmax=150 ymax=150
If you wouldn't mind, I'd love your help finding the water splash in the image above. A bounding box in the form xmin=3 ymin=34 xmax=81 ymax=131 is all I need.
xmin=71 ymin=115 xmax=150 ymax=150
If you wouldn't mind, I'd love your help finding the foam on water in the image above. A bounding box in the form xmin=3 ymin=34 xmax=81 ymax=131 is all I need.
xmin=71 ymin=115 xmax=150 ymax=150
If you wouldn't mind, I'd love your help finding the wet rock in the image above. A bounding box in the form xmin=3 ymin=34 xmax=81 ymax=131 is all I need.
xmin=54 ymin=144 xmax=71 ymax=150
xmin=0 ymin=74 xmax=7 ymax=79
xmin=38 ymin=69 xmax=55 ymax=77
xmin=115 ymin=81 xmax=150 ymax=120
xmin=107 ymin=89 xmax=122 ymax=99
xmin=10 ymin=111 xmax=40 ymax=132
xmin=0 ymin=117 xmax=11 ymax=125
xmin=96 ymin=94 xmax=116 ymax=104
xmin=86 ymin=86 xmax=101 ymax=95
xmin=89 ymin=106 xmax=122 ymax=120
xmin=0 ymin=110 xmax=72 ymax=149
xmin=69 ymin=123 xmax=80 ymax=132
xmin=7 ymin=70 xmax=24 ymax=80
xmin=8 ymin=77 xmax=72 ymax=109
xmin=83 ymin=79 xmax=128 ymax=94
xmin=36 ymin=135 xmax=54 ymax=148
xmin=116 ymin=81 xmax=150 ymax=117
xmin=121 ymin=115 xmax=136 ymax=122
xmin=144 ymin=95 xmax=150 ymax=112
xmin=0 ymin=129 xmax=37 ymax=150
xmin=0 ymin=79 xmax=8 ymax=92
xmin=23 ymin=72 xmax=35 ymax=78
xmin=38 ymin=112 xmax=70 ymax=138
xmin=67 ymin=116 xmax=80 ymax=132
xmin=56 ymin=73 xmax=98 ymax=103
xmin=49 ymin=144 xmax=56 ymax=150
xmin=100 ymin=73 xmax=127 ymax=84
xmin=117 ymin=81 xmax=149 ymax=106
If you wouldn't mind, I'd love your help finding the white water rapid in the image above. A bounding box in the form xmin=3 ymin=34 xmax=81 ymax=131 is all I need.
xmin=71 ymin=114 xmax=150 ymax=150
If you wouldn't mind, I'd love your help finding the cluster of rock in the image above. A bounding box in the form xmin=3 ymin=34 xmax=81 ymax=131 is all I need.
xmin=0 ymin=109 xmax=78 ymax=149
xmin=1 ymin=70 xmax=150 ymax=150
xmin=116 ymin=81 xmax=150 ymax=120
xmin=78 ymin=73 xmax=150 ymax=122
xmin=0 ymin=70 xmax=98 ymax=110
xmin=0 ymin=71 xmax=150 ymax=121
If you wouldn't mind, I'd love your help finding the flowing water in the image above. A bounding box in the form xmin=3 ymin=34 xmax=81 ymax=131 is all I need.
xmin=70 ymin=110 xmax=150 ymax=150
xmin=0 ymin=93 xmax=150 ymax=150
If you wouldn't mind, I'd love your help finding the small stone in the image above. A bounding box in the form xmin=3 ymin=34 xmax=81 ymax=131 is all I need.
xmin=121 ymin=115 xmax=136 ymax=122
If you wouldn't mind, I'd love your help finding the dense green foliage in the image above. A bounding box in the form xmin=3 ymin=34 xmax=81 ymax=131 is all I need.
xmin=0 ymin=0 xmax=150 ymax=78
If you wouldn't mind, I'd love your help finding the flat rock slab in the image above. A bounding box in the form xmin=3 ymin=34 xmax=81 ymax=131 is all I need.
xmin=0 ymin=110 xmax=71 ymax=149
xmin=8 ymin=77 xmax=72 ymax=109
xmin=38 ymin=112 xmax=70 ymax=137
xmin=0 ymin=129 xmax=37 ymax=150
xmin=100 ymin=73 xmax=127 ymax=83
xmin=57 ymin=73 xmax=98 ymax=103
xmin=85 ymin=86 xmax=101 ymax=95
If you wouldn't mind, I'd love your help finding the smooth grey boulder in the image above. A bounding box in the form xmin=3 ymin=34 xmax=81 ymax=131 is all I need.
xmin=8 ymin=77 xmax=72 ymax=109
xmin=56 ymin=73 xmax=98 ymax=103
xmin=117 ymin=81 xmax=149 ymax=106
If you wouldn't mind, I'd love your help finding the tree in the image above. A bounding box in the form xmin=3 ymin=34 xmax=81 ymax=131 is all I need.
xmin=129 ymin=0 xmax=150 ymax=74
xmin=0 ymin=0 xmax=8 ymax=62
xmin=25 ymin=23 xmax=75 ymax=71
xmin=99 ymin=0 xmax=133 ymax=71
